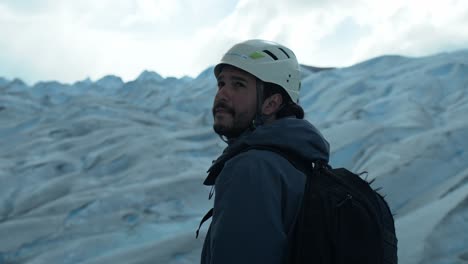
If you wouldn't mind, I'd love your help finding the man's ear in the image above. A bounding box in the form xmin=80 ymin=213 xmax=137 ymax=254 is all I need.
xmin=262 ymin=93 xmax=283 ymax=116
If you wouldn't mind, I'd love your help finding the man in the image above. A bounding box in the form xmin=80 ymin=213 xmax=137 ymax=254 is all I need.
xmin=200 ymin=39 xmax=330 ymax=263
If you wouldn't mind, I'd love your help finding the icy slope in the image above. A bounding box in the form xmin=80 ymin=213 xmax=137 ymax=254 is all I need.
xmin=0 ymin=49 xmax=467 ymax=263
xmin=301 ymin=51 xmax=468 ymax=263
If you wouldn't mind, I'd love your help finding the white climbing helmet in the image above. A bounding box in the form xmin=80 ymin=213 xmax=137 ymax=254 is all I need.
xmin=214 ymin=39 xmax=301 ymax=103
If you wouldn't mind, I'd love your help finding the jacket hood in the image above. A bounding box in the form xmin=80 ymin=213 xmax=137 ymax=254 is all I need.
xmin=204 ymin=118 xmax=330 ymax=186
xmin=241 ymin=118 xmax=330 ymax=162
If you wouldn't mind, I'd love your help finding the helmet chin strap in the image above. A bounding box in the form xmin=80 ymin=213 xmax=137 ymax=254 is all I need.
xmin=220 ymin=80 xmax=284 ymax=144
xmin=219 ymin=82 xmax=264 ymax=143
xmin=252 ymin=80 xmax=288 ymax=129
xmin=218 ymin=81 xmax=264 ymax=144
xmin=251 ymin=80 xmax=265 ymax=129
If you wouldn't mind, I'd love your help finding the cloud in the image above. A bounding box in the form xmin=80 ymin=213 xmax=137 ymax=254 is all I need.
xmin=191 ymin=0 xmax=363 ymax=69
xmin=0 ymin=0 xmax=467 ymax=84
xmin=347 ymin=1 xmax=468 ymax=65
xmin=0 ymin=0 xmax=238 ymax=84
xmin=195 ymin=0 xmax=468 ymax=69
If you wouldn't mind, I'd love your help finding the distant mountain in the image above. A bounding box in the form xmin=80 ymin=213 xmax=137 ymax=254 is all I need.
xmin=136 ymin=70 xmax=164 ymax=82
xmin=0 ymin=77 xmax=8 ymax=86
xmin=0 ymin=50 xmax=467 ymax=264
xmin=96 ymin=75 xmax=124 ymax=90
xmin=301 ymin=64 xmax=335 ymax=73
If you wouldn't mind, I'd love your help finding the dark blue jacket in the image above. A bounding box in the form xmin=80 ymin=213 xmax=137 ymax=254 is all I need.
xmin=201 ymin=118 xmax=330 ymax=264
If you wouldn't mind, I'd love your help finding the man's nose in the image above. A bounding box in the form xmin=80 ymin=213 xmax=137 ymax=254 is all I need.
xmin=215 ymin=84 xmax=231 ymax=101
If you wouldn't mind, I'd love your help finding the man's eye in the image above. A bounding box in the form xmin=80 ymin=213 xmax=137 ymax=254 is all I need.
xmin=217 ymin=81 xmax=225 ymax=88
xmin=234 ymin=82 xmax=245 ymax=88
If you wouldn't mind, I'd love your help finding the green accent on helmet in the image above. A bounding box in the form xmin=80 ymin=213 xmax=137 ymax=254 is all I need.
xmin=249 ymin=51 xmax=265 ymax=59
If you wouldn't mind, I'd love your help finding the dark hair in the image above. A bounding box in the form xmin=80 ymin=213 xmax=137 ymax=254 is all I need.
xmin=263 ymin=82 xmax=304 ymax=119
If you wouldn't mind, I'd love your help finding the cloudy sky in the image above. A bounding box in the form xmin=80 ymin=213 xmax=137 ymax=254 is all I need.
xmin=1 ymin=0 xmax=468 ymax=84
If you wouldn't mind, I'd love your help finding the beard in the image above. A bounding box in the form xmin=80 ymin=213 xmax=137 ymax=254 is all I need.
xmin=212 ymin=102 xmax=253 ymax=139
xmin=213 ymin=116 xmax=251 ymax=139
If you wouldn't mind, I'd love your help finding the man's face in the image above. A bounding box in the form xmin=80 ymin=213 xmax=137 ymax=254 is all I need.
xmin=212 ymin=65 xmax=257 ymax=139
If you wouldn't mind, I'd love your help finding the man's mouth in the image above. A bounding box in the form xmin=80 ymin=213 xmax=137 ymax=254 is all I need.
xmin=213 ymin=102 xmax=234 ymax=116
xmin=215 ymin=107 xmax=230 ymax=114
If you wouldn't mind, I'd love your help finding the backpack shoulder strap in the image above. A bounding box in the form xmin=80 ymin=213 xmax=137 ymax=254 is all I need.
xmin=243 ymin=145 xmax=329 ymax=173
xmin=244 ymin=145 xmax=334 ymax=264
xmin=197 ymin=145 xmax=328 ymax=240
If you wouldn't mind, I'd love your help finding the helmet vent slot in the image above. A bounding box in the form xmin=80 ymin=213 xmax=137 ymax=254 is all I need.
xmin=263 ymin=50 xmax=278 ymax=60
xmin=278 ymin=47 xmax=290 ymax=58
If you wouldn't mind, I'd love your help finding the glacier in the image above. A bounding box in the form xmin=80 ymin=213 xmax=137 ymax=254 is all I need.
xmin=0 ymin=49 xmax=467 ymax=264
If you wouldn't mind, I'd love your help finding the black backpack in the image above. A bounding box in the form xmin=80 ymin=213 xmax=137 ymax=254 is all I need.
xmin=197 ymin=144 xmax=398 ymax=264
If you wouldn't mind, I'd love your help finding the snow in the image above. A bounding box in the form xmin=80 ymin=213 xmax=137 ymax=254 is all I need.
xmin=0 ymin=49 xmax=467 ymax=263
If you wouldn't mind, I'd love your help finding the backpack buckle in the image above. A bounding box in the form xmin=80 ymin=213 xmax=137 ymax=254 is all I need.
xmin=311 ymin=160 xmax=329 ymax=170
